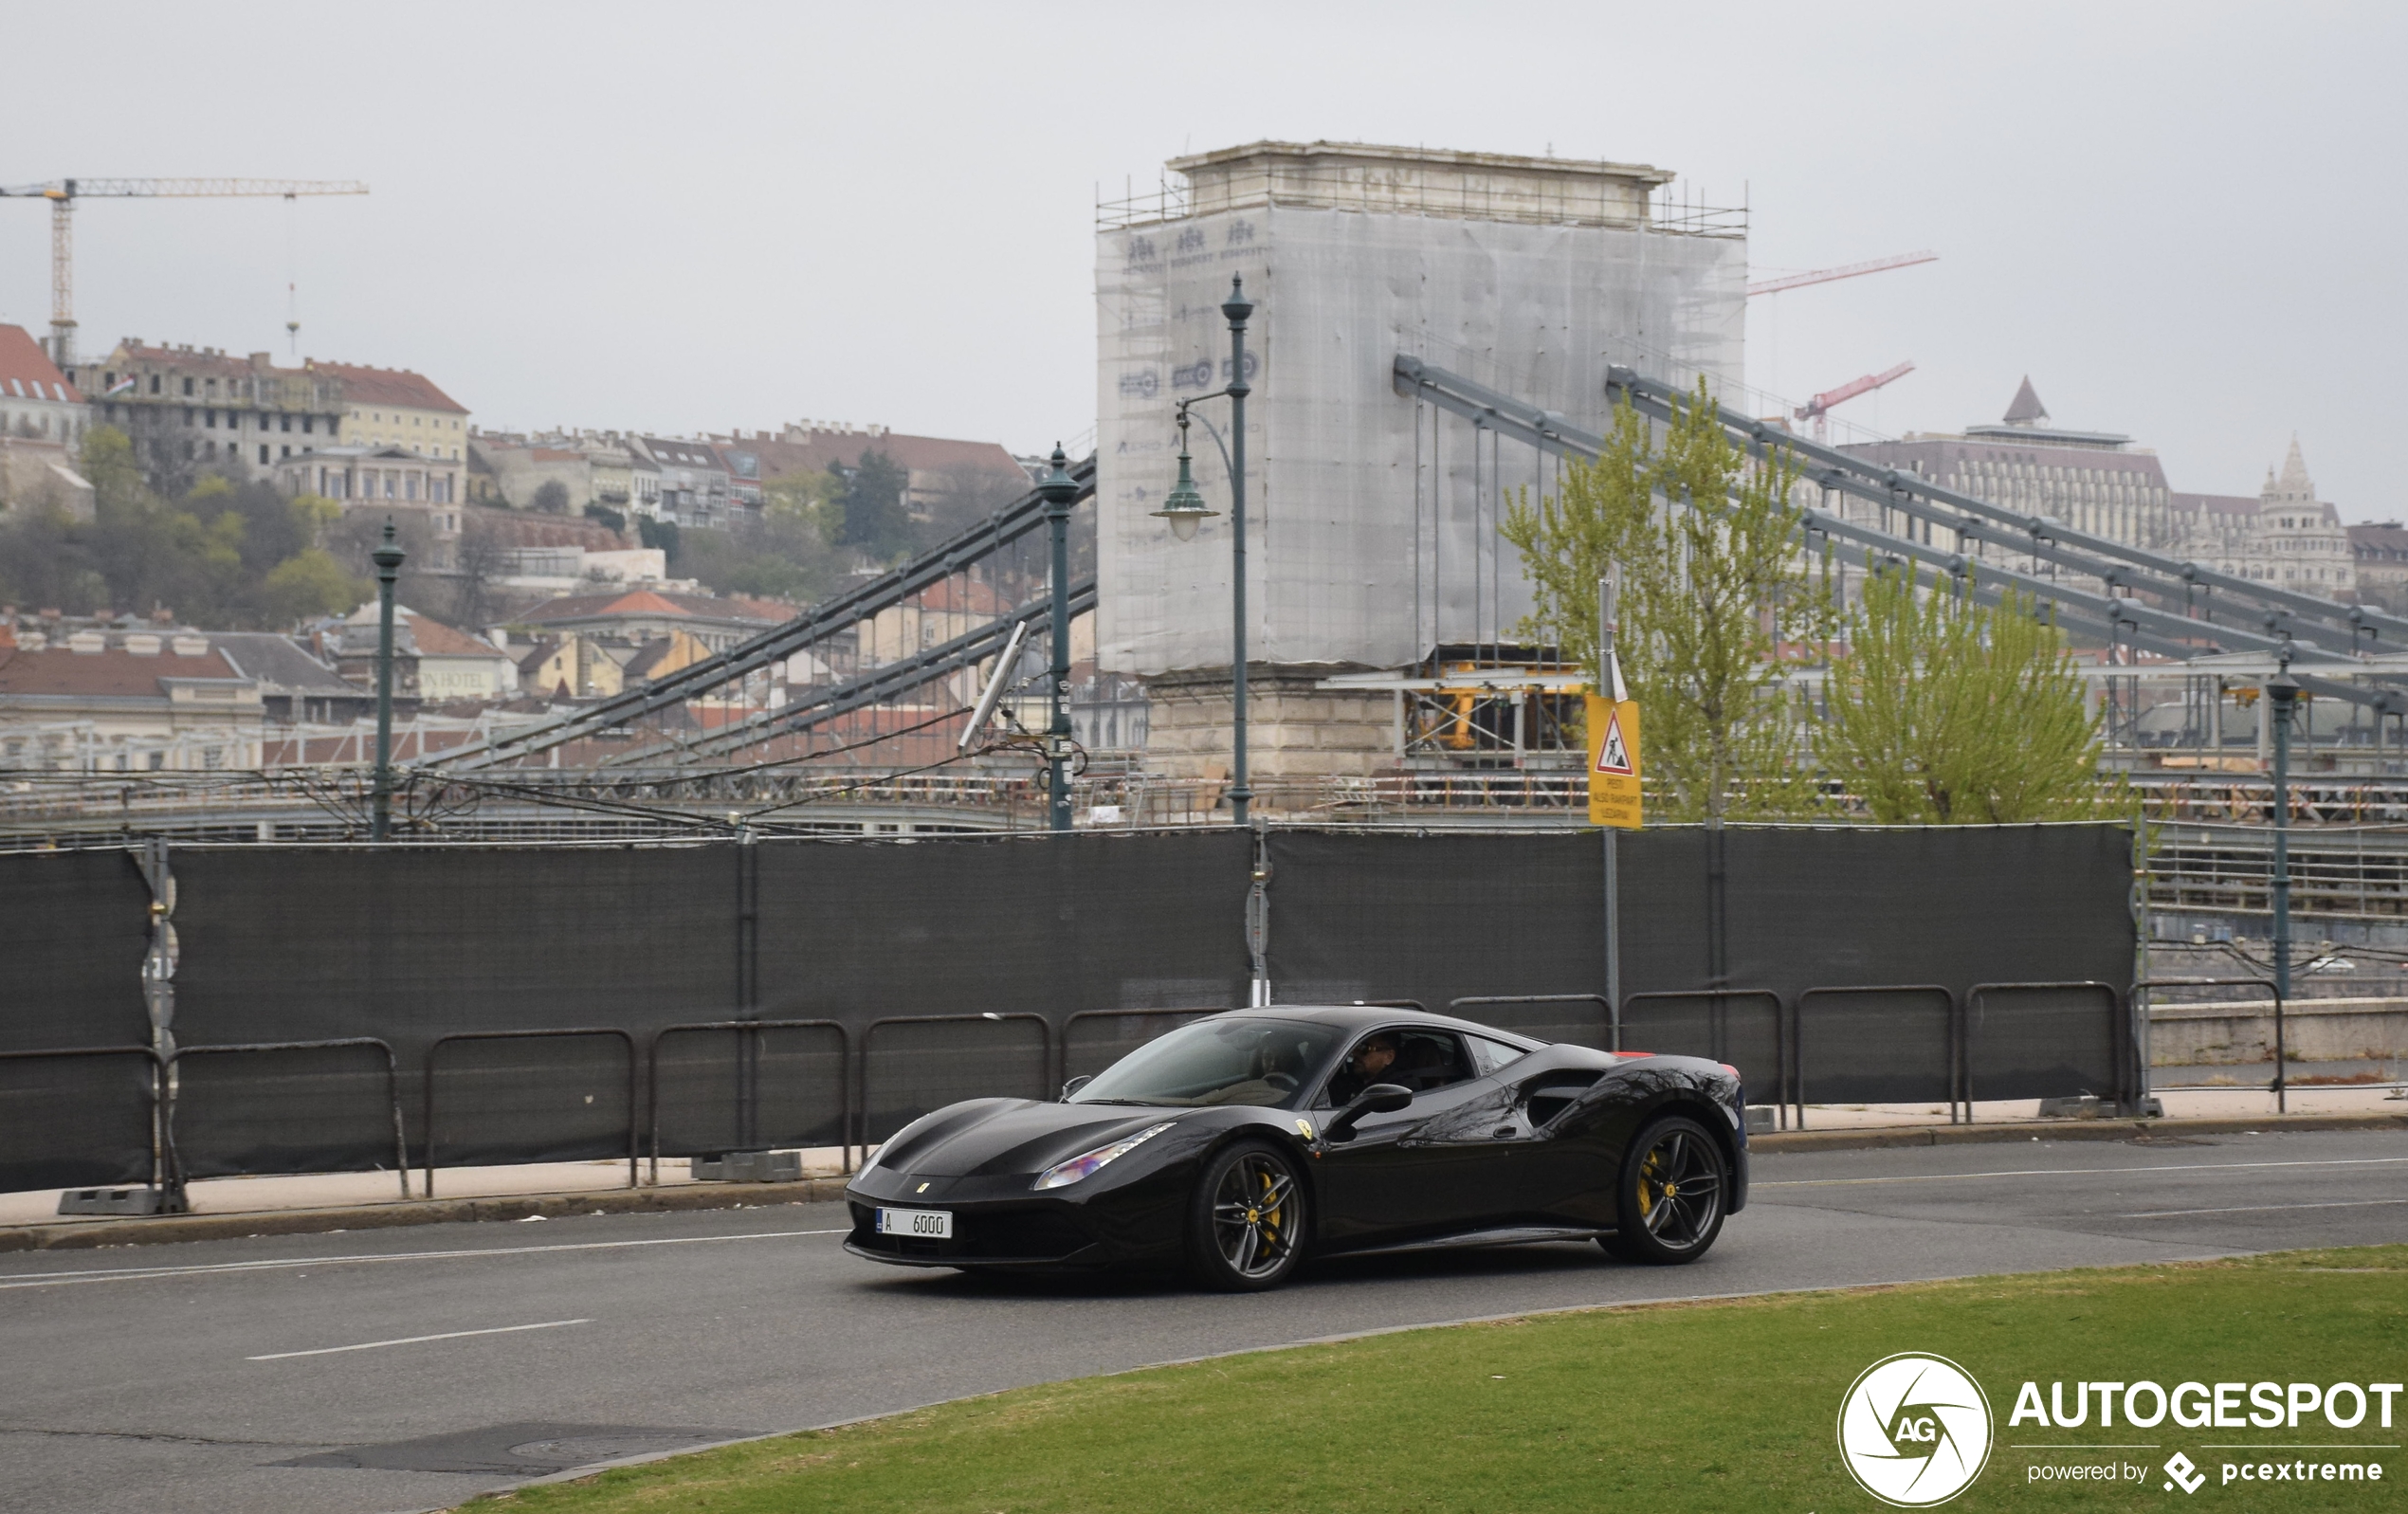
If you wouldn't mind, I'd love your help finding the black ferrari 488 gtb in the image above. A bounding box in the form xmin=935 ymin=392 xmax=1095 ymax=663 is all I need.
xmin=845 ymin=1005 xmax=1746 ymax=1289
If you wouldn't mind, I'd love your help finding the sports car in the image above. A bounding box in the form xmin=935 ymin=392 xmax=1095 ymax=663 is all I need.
xmin=844 ymin=1005 xmax=1747 ymax=1290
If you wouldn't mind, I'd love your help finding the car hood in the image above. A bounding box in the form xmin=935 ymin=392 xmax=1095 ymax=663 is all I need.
xmin=873 ymin=1100 xmax=1177 ymax=1179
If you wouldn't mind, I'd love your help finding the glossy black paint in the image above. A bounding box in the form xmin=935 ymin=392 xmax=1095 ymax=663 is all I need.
xmin=843 ymin=1005 xmax=1745 ymax=1272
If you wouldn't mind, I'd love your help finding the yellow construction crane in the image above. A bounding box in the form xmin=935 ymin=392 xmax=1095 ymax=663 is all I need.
xmin=0 ymin=178 xmax=369 ymax=368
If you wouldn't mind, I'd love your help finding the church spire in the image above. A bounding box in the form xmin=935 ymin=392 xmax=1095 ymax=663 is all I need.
xmin=2002 ymin=375 xmax=2049 ymax=427
xmin=2277 ymin=434 xmax=2312 ymax=494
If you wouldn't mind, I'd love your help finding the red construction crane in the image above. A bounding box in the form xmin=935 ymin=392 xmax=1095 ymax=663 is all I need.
xmin=1747 ymin=250 xmax=1937 ymax=299
xmin=0 ymin=177 xmax=369 ymax=367
xmin=1795 ymin=361 xmax=1915 ymax=441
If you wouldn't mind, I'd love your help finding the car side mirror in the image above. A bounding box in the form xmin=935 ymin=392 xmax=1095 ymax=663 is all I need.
xmin=1060 ymin=1074 xmax=1093 ymax=1101
xmin=1323 ymin=1083 xmax=1413 ymax=1143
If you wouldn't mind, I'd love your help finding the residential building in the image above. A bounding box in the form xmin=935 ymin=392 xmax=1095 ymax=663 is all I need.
xmin=514 ymin=587 xmax=791 ymax=652
xmin=1836 ymin=378 xmax=2178 ymax=554
xmin=329 ymin=604 xmax=519 ymax=708
xmin=207 ymin=632 xmax=376 ymax=725
xmin=1 ymin=325 xmax=95 ymax=521
xmin=2348 ymin=521 xmax=2408 ymax=614
xmin=715 ymin=422 xmax=1030 ymax=523
xmin=632 ymin=438 xmax=731 ymax=527
xmin=273 ymin=444 xmax=465 ymax=509
xmin=0 ymin=626 xmax=263 ymax=771
xmin=317 ymin=362 xmax=471 ymax=464
xmin=515 ymin=634 xmax=624 ymax=700
xmin=466 ymin=434 xmax=592 ymax=510
xmin=70 ymin=340 xmax=342 ymax=493
xmin=858 ymin=575 xmax=1011 ymax=666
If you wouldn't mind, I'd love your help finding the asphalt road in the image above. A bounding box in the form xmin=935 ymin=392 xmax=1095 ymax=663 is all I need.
xmin=4 ymin=1127 xmax=2406 ymax=1514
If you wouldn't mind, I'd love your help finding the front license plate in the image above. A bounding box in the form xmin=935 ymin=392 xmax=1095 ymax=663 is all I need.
xmin=875 ymin=1207 xmax=953 ymax=1239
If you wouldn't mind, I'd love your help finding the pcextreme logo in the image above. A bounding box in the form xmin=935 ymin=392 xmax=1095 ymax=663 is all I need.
xmin=1837 ymin=1353 xmax=1995 ymax=1507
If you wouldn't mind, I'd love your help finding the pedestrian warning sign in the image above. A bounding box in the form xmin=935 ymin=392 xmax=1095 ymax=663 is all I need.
xmin=1584 ymin=694 xmax=1641 ymax=829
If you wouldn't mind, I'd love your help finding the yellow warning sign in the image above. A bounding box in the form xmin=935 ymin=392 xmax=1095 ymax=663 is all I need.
xmin=1585 ymin=694 xmax=1642 ymax=829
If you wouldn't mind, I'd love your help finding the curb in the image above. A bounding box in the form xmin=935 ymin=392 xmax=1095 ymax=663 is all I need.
xmin=1750 ymin=1110 xmax=2408 ymax=1154
xmin=0 ymin=1177 xmax=853 ymax=1255
xmin=6 ymin=1112 xmax=2403 ymax=1256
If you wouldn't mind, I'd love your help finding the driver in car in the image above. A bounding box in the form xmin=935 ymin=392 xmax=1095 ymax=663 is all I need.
xmin=1325 ymin=1032 xmax=1399 ymax=1105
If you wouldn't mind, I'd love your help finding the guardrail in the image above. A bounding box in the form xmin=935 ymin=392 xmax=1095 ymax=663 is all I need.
xmin=2134 ymin=976 xmax=2288 ymax=1113
xmin=2 ymin=981 xmax=2150 ymax=1200
xmin=645 ymin=1019 xmax=848 ymax=1184
xmin=173 ymin=1038 xmax=409 ymax=1198
xmin=423 ymin=1029 xmax=638 ymax=1197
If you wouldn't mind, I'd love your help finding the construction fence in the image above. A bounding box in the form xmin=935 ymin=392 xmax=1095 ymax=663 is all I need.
xmin=0 ymin=823 xmax=2138 ymax=1195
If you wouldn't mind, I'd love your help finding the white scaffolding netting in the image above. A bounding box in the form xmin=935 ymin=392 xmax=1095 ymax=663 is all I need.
xmin=1096 ymin=204 xmax=1744 ymax=676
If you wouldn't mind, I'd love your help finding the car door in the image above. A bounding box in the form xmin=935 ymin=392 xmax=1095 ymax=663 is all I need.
xmin=1311 ymin=1029 xmax=1505 ymax=1248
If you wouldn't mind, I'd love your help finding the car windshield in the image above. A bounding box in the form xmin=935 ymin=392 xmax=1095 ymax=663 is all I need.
xmin=1070 ymin=1017 xmax=1341 ymax=1109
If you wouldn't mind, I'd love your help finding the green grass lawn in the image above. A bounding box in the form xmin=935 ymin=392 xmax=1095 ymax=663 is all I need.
xmin=473 ymin=1246 xmax=2407 ymax=1513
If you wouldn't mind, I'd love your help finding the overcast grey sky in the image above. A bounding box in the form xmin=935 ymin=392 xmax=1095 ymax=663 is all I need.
xmin=7 ymin=2 xmax=2399 ymax=515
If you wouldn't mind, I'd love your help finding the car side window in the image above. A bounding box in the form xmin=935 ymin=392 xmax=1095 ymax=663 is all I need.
xmin=1319 ymin=1028 xmax=1475 ymax=1105
xmin=1465 ymin=1034 xmax=1531 ymax=1075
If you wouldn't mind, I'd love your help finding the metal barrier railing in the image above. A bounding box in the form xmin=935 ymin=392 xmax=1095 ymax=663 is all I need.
xmin=173 ymin=1038 xmax=409 ymax=1199
xmin=2133 ymin=976 xmax=2289 ymax=1113
xmin=1796 ymin=985 xmax=1961 ymax=1127
xmin=4 ymin=981 xmax=2174 ymax=1201
xmin=1614 ymin=991 xmax=1790 ymax=1127
xmin=644 ymin=1019 xmax=849 ymax=1184
xmin=855 ymin=1012 xmax=1052 ymax=1162
xmin=423 ymin=1029 xmax=637 ymax=1197
xmin=0 ymin=1045 xmax=168 ymax=1195
xmin=1445 ymin=994 xmax=1613 ymax=1049
xmin=1964 ymin=982 xmax=2127 ymax=1113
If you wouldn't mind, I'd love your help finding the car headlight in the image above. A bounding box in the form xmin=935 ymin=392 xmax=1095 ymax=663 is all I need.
xmin=1032 ymin=1122 xmax=1176 ymax=1191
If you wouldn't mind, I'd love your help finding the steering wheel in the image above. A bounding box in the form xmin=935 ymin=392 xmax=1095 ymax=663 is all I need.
xmin=1262 ymin=1072 xmax=1298 ymax=1092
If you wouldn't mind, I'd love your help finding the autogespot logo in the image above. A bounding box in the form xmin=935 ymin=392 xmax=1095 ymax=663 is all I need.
xmin=1838 ymin=1353 xmax=1996 ymax=1507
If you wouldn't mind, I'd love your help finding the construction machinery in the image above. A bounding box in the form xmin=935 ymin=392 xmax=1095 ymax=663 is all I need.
xmin=0 ymin=178 xmax=369 ymax=366
xmin=1795 ymin=360 xmax=1915 ymax=441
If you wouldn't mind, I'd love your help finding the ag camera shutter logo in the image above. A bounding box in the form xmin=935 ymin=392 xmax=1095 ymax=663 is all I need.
xmin=1838 ymin=1353 xmax=1995 ymax=1506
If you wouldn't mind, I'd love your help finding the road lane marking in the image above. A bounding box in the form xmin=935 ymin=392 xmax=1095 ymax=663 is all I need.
xmin=247 ymin=1318 xmax=593 ymax=1361
xmin=0 ymin=1228 xmax=849 ymax=1290
xmin=1757 ymin=1156 xmax=2408 ymax=1190
xmin=2117 ymin=1197 xmax=2408 ymax=1219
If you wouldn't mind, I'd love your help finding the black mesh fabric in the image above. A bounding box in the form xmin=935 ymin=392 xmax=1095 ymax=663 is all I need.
xmin=650 ymin=1023 xmax=848 ymax=1156
xmin=1617 ymin=992 xmax=1784 ymax=1100
xmin=1797 ymin=987 xmax=1955 ymax=1104
xmin=1062 ymin=1009 xmax=1223 ymax=1082
xmin=173 ymin=1044 xmax=404 ymax=1179
xmin=1446 ymin=996 xmax=1614 ymax=1049
xmin=1966 ymin=983 xmax=2123 ymax=1103
xmin=753 ymin=830 xmax=1252 ymax=1024
xmin=0 ymin=848 xmax=151 ymax=1051
xmin=422 ymin=1031 xmax=637 ymax=1171
xmin=861 ymin=1016 xmax=1049 ymax=1142
xmin=0 ymin=1050 xmax=155 ymax=1191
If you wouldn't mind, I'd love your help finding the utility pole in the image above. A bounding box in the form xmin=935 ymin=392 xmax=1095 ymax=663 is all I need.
xmin=1599 ymin=572 xmax=1621 ymax=1030
xmin=371 ymin=520 xmax=404 ymax=843
xmin=1034 ymin=447 xmax=1081 ymax=833
xmin=2267 ymin=653 xmax=2297 ymax=1115
xmin=1222 ymin=276 xmax=1254 ymax=827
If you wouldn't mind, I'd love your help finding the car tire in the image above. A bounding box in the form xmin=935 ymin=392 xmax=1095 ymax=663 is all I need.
xmin=1187 ymin=1139 xmax=1308 ymax=1291
xmin=1601 ymin=1114 xmax=1727 ymax=1265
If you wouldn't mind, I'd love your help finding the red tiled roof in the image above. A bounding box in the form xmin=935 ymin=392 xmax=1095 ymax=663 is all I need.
xmin=0 ymin=645 xmax=239 ymax=697
xmin=401 ymin=611 xmax=508 ymax=659
xmin=310 ymin=361 xmax=468 ymax=415
xmin=106 ymin=342 xmax=275 ymax=381
xmin=0 ymin=325 xmax=83 ymax=404
xmin=519 ymin=590 xmax=789 ymax=626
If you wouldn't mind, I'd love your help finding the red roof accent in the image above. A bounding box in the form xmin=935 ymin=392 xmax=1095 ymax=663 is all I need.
xmin=0 ymin=325 xmax=84 ymax=404
xmin=308 ymin=360 xmax=468 ymax=415
xmin=0 ymin=645 xmax=239 ymax=697
xmin=400 ymin=611 xmax=507 ymax=659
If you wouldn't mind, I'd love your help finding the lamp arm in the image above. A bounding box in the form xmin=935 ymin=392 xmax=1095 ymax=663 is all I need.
xmin=1177 ymin=400 xmax=1237 ymax=480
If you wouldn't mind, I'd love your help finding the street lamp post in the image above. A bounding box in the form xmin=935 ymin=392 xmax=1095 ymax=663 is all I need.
xmin=2267 ymin=649 xmax=2297 ymax=1115
xmin=1151 ymin=274 xmax=1255 ymax=825
xmin=371 ymin=520 xmax=405 ymax=843
xmin=1033 ymin=446 xmax=1083 ymax=832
